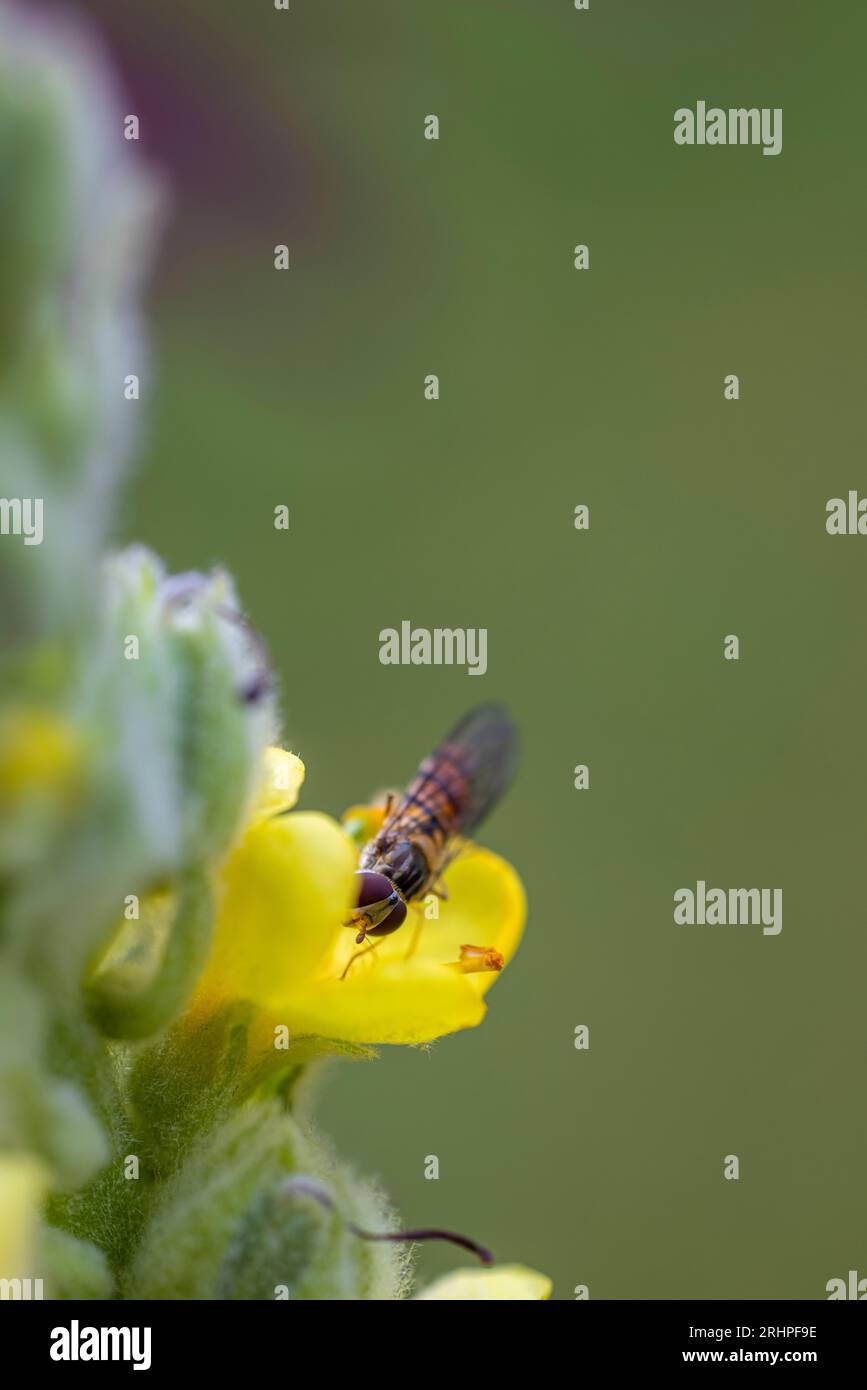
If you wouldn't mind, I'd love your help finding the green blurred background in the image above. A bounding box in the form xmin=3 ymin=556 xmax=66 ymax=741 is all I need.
xmin=60 ymin=0 xmax=867 ymax=1297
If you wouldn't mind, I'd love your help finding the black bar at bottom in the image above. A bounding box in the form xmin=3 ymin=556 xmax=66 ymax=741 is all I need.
xmin=1 ymin=1298 xmax=864 ymax=1374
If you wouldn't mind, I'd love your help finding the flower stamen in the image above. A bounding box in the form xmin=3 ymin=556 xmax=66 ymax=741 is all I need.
xmin=449 ymin=944 xmax=505 ymax=975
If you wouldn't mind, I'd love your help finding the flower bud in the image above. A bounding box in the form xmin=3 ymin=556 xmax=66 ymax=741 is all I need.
xmin=0 ymin=2 xmax=162 ymax=643
xmin=104 ymin=547 xmax=276 ymax=874
xmin=125 ymin=1103 xmax=406 ymax=1301
xmin=40 ymin=1227 xmax=113 ymax=1300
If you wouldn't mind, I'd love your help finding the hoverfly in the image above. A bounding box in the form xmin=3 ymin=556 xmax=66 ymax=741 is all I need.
xmin=345 ymin=704 xmax=519 ymax=959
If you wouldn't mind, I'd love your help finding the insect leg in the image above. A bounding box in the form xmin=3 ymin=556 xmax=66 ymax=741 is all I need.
xmin=340 ymin=936 xmax=386 ymax=981
xmin=403 ymin=905 xmax=426 ymax=962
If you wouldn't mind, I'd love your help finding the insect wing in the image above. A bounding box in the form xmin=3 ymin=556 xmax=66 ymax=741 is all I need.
xmin=404 ymin=703 xmax=519 ymax=842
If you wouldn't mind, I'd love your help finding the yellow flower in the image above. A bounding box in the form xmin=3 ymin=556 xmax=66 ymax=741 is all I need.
xmin=187 ymin=747 xmax=525 ymax=1051
xmin=0 ymin=1154 xmax=46 ymax=1280
xmin=416 ymin=1264 xmax=552 ymax=1300
xmin=249 ymin=746 xmax=306 ymax=824
xmin=0 ymin=707 xmax=79 ymax=808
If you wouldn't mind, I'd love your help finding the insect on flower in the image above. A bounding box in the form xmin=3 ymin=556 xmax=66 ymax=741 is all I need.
xmin=343 ymin=704 xmax=519 ymax=976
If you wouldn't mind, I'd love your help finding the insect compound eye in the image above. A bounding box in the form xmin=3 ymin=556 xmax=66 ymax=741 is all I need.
xmin=353 ymin=871 xmax=407 ymax=937
xmin=366 ymin=902 xmax=407 ymax=936
xmin=355 ymin=871 xmax=394 ymax=909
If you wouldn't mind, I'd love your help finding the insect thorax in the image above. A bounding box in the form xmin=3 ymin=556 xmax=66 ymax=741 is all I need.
xmin=360 ymin=836 xmax=431 ymax=901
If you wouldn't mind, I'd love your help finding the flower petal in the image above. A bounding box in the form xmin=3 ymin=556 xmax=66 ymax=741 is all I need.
xmin=190 ymin=812 xmax=357 ymax=1016
xmin=188 ymin=796 xmax=526 ymax=1050
xmin=0 ymin=1154 xmax=46 ymax=1278
xmin=280 ymin=959 xmax=487 ymax=1046
xmin=250 ymin=747 xmax=305 ymax=821
xmin=416 ymin=1264 xmax=552 ymax=1300
xmin=341 ymin=802 xmax=386 ymax=849
xmin=367 ymin=844 xmax=526 ymax=996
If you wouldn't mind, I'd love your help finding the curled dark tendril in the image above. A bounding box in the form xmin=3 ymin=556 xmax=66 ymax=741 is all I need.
xmin=280 ymin=1176 xmax=494 ymax=1266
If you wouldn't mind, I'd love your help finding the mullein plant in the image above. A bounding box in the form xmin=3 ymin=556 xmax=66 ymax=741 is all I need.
xmin=0 ymin=4 xmax=548 ymax=1301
